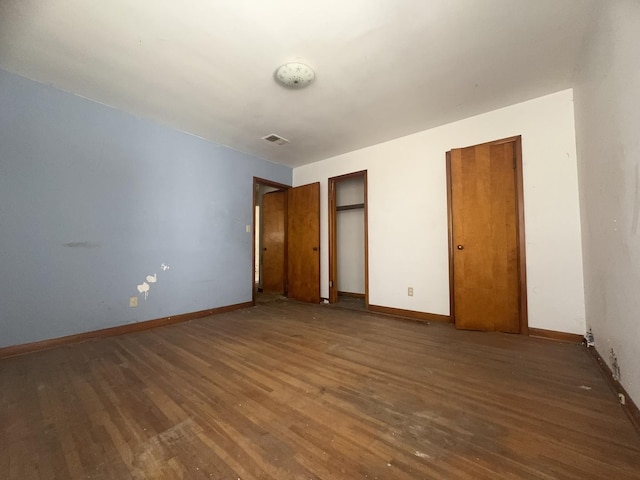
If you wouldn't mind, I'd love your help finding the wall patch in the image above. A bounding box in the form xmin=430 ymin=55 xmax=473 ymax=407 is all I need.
xmin=137 ymin=282 xmax=150 ymax=299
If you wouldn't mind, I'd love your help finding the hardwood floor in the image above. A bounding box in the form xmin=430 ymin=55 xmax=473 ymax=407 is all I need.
xmin=1 ymin=298 xmax=639 ymax=479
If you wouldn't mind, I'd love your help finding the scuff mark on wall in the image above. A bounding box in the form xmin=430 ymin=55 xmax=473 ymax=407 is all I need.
xmin=63 ymin=241 xmax=101 ymax=248
xmin=161 ymin=263 xmax=170 ymax=271
xmin=632 ymin=163 xmax=639 ymax=235
xmin=146 ymin=273 xmax=157 ymax=283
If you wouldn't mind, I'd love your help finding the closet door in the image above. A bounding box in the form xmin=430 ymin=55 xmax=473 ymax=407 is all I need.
xmin=449 ymin=138 xmax=524 ymax=333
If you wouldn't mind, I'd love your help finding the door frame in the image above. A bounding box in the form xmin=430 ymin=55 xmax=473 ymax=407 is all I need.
xmin=328 ymin=170 xmax=369 ymax=306
xmin=446 ymin=136 xmax=528 ymax=334
xmin=252 ymin=177 xmax=290 ymax=305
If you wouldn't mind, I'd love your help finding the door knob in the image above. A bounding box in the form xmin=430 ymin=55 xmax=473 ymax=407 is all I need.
xmin=263 ymin=247 xmax=267 ymax=251
xmin=457 ymin=245 xmax=464 ymax=250
xmin=313 ymin=247 xmax=318 ymax=251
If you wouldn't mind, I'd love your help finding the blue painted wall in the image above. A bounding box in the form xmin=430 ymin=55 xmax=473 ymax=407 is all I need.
xmin=0 ymin=69 xmax=291 ymax=348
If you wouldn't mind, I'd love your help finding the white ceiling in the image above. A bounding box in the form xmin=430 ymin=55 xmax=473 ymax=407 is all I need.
xmin=0 ymin=0 xmax=596 ymax=168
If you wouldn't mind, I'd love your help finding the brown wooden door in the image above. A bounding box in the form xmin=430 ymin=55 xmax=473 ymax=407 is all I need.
xmin=450 ymin=139 xmax=521 ymax=332
xmin=261 ymin=191 xmax=286 ymax=294
xmin=287 ymin=182 xmax=320 ymax=303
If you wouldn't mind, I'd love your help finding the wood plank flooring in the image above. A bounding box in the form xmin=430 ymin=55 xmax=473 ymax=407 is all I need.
xmin=1 ymin=297 xmax=639 ymax=479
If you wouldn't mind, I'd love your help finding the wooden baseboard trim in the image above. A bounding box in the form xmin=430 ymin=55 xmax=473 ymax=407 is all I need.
xmin=338 ymin=291 xmax=366 ymax=299
xmin=368 ymin=304 xmax=451 ymax=323
xmin=0 ymin=301 xmax=253 ymax=360
xmin=528 ymin=328 xmax=583 ymax=343
xmin=587 ymin=345 xmax=640 ymax=435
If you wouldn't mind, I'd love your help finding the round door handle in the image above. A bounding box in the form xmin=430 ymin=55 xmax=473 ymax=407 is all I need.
xmin=457 ymin=245 xmax=464 ymax=250
xmin=263 ymin=247 xmax=267 ymax=251
xmin=312 ymin=247 xmax=318 ymax=251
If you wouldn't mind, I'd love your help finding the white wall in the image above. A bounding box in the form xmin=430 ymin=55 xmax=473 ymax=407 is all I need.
xmin=337 ymin=209 xmax=365 ymax=294
xmin=574 ymin=0 xmax=640 ymax=405
xmin=336 ymin=178 xmax=366 ymax=294
xmin=294 ymin=89 xmax=585 ymax=334
xmin=336 ymin=177 xmax=365 ymax=206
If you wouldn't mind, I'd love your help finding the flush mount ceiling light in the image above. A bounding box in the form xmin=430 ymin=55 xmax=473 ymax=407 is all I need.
xmin=274 ymin=62 xmax=315 ymax=89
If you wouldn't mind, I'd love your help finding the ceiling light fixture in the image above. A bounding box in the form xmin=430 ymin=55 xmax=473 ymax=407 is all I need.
xmin=274 ymin=62 xmax=315 ymax=89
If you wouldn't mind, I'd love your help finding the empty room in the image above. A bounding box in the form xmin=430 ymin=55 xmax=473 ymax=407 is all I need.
xmin=1 ymin=1 xmax=639 ymax=478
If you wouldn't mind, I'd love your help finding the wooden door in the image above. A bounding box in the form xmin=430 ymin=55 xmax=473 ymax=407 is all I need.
xmin=449 ymin=138 xmax=523 ymax=333
xmin=261 ymin=191 xmax=286 ymax=294
xmin=287 ymin=182 xmax=320 ymax=303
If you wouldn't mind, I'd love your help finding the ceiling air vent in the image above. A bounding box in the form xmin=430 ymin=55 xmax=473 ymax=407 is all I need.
xmin=262 ymin=134 xmax=289 ymax=146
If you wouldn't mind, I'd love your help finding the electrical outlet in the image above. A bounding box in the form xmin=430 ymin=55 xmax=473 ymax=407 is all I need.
xmin=408 ymin=287 xmax=413 ymax=297
xmin=129 ymin=296 xmax=138 ymax=308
